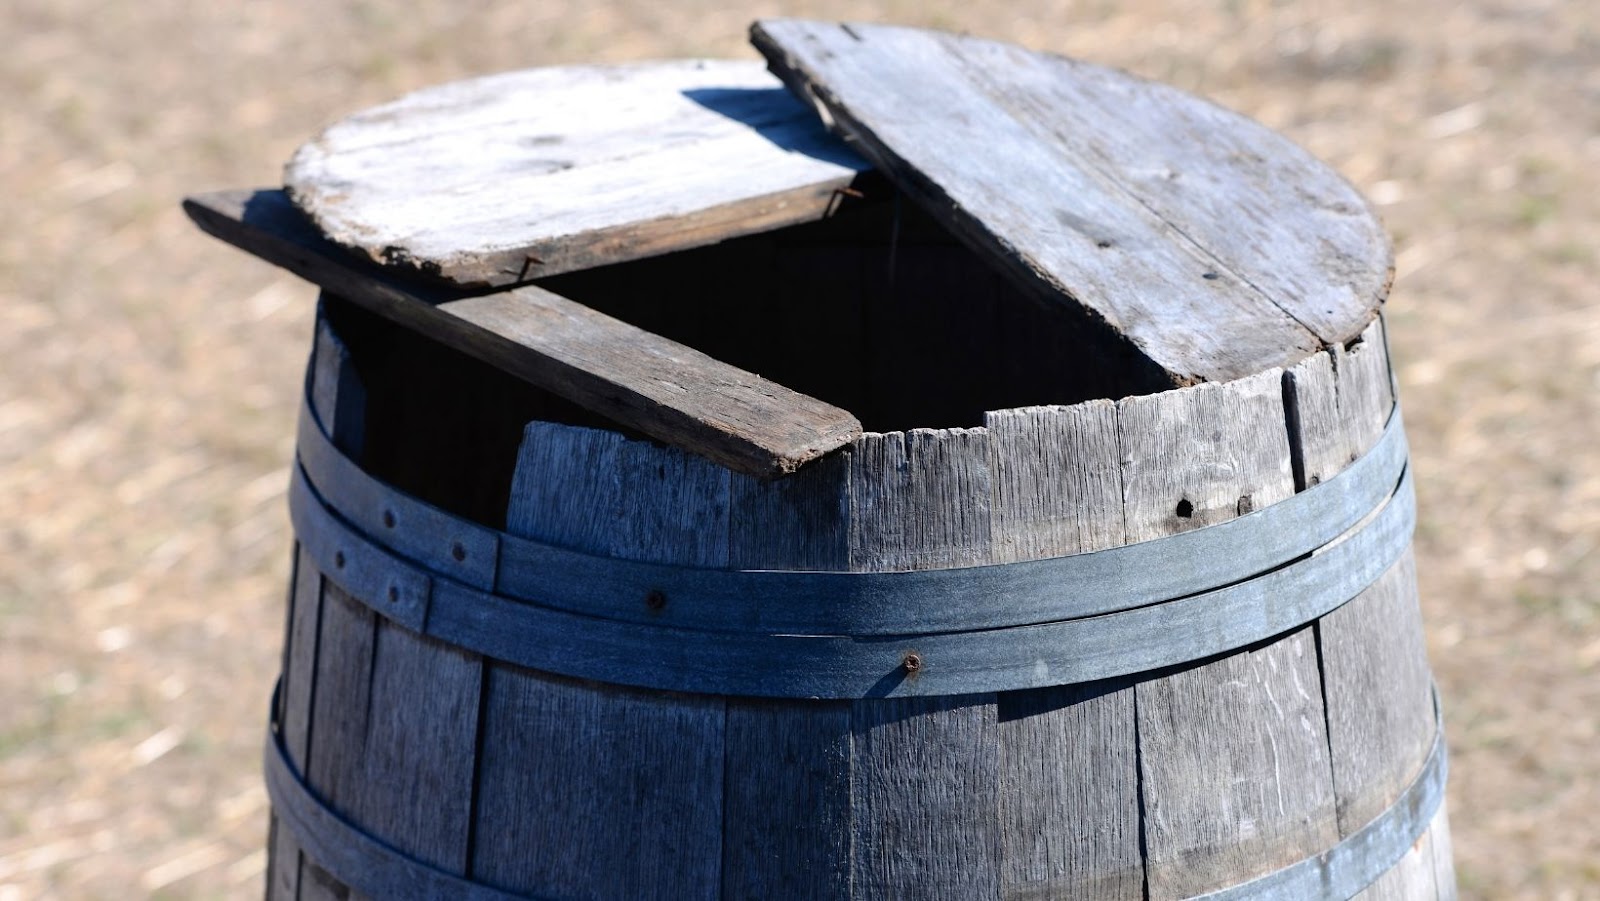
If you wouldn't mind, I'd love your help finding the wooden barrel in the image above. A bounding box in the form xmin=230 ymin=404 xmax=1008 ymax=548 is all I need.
xmin=263 ymin=287 xmax=1453 ymax=899
xmin=176 ymin=20 xmax=1459 ymax=899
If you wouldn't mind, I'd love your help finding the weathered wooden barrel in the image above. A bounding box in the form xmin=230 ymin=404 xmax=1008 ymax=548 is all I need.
xmin=188 ymin=19 xmax=1456 ymax=900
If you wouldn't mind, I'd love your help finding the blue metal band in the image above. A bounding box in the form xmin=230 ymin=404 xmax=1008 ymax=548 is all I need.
xmin=294 ymin=397 xmax=1410 ymax=638
xmin=264 ymin=680 xmax=1446 ymax=899
xmin=288 ymin=457 xmax=1413 ymax=698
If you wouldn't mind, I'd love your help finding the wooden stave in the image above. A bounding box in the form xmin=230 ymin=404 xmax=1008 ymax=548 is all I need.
xmin=266 ymin=304 xmax=1453 ymax=900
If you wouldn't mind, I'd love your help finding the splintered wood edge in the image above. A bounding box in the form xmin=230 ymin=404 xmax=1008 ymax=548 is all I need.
xmin=183 ymin=188 xmax=862 ymax=478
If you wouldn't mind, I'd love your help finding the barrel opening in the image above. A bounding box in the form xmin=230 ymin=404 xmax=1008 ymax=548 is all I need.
xmin=537 ymin=194 xmax=1173 ymax=433
xmin=320 ymin=297 xmax=624 ymax=526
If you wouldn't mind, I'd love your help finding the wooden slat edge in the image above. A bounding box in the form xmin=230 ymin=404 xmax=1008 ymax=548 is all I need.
xmin=183 ymin=188 xmax=862 ymax=478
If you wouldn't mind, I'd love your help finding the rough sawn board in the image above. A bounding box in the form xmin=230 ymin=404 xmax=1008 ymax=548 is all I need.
xmin=285 ymin=60 xmax=871 ymax=287
xmin=752 ymin=20 xmax=1393 ymax=384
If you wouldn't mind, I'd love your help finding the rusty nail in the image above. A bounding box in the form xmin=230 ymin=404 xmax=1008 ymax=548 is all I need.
xmin=451 ymin=542 xmax=467 ymax=562
xmin=334 ymin=551 xmax=346 ymax=569
xmin=837 ymin=186 xmax=866 ymax=199
xmin=902 ymin=652 xmax=923 ymax=673
xmin=387 ymin=585 xmax=400 ymax=604
xmin=646 ymin=589 xmax=667 ymax=611
xmin=382 ymin=510 xmax=396 ymax=528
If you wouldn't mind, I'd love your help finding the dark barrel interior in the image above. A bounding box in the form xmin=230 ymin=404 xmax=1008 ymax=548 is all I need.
xmin=324 ymin=192 xmax=1172 ymax=527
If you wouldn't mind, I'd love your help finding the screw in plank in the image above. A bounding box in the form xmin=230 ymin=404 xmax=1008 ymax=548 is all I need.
xmin=646 ymin=589 xmax=667 ymax=612
xmin=902 ymin=652 xmax=923 ymax=674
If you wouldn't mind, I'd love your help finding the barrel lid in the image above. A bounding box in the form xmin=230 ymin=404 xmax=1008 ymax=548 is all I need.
xmin=284 ymin=60 xmax=872 ymax=288
xmin=287 ymin=25 xmax=1390 ymax=386
xmin=751 ymin=20 xmax=1392 ymax=383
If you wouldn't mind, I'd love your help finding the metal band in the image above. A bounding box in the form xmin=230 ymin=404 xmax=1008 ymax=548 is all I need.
xmin=264 ymin=680 xmax=1445 ymax=899
xmin=1198 ymin=692 xmax=1449 ymax=900
xmin=294 ymin=397 xmax=1411 ymax=637
xmin=263 ymin=691 xmax=528 ymax=901
xmin=288 ymin=459 xmax=1414 ymax=697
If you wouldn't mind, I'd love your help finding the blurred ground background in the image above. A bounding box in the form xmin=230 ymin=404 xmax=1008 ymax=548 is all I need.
xmin=2 ymin=0 xmax=1596 ymax=897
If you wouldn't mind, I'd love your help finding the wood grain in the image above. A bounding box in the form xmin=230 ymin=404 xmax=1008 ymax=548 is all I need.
xmin=722 ymin=699 xmax=854 ymax=900
xmin=1118 ymin=372 xmax=1341 ymax=897
xmin=986 ymin=402 xmax=1141 ymax=900
xmin=844 ymin=429 xmax=1001 ymax=897
xmin=754 ymin=20 xmax=1391 ymax=383
xmin=472 ymin=423 xmax=728 ymax=897
xmin=273 ymin=307 xmax=371 ymax=900
xmin=184 ymin=188 xmax=862 ymax=478
xmin=469 ymin=666 xmax=726 ymax=898
xmin=285 ymin=60 xmax=871 ymax=287
xmin=1286 ymin=319 xmax=1435 ymax=839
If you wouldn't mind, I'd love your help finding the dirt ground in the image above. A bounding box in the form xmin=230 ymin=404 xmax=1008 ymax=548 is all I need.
xmin=2 ymin=0 xmax=1596 ymax=897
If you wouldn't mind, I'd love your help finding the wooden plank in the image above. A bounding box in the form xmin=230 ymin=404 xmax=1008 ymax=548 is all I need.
xmin=995 ymin=682 xmax=1140 ymax=901
xmin=470 ymin=423 xmax=727 ymax=897
xmin=846 ymin=428 xmax=993 ymax=570
xmin=754 ymin=20 xmax=1364 ymax=384
xmin=184 ymin=189 xmax=863 ymax=479
xmin=1335 ymin=318 xmax=1397 ymax=459
xmin=1135 ymin=627 xmax=1339 ymax=897
xmin=1286 ymin=321 xmax=1434 ymax=836
xmin=722 ymin=456 xmax=853 ymax=898
xmin=1117 ymin=370 xmax=1295 ymax=538
xmin=304 ymin=584 xmax=379 ymax=819
xmin=1429 ymin=802 xmax=1458 ymax=901
xmin=722 ymin=699 xmax=854 ymax=900
xmin=284 ymin=60 xmax=871 ymax=286
xmin=266 ymin=815 xmax=298 ymax=901
xmin=845 ymin=429 xmax=1002 ymax=897
xmin=985 ymin=401 xmax=1123 ymax=565
xmin=469 ymin=666 xmax=725 ymax=897
xmin=344 ymin=625 xmax=481 ymax=873
xmin=508 ymin=421 xmax=732 ymax=566
xmin=1319 ymin=553 xmax=1436 ymax=834
xmin=278 ymin=307 xmax=371 ymax=898
xmin=1118 ymin=371 xmax=1341 ymax=897
xmin=852 ymin=695 xmax=1001 ymax=897
xmin=919 ymin=29 xmax=1392 ymax=345
xmin=986 ymin=402 xmax=1141 ymax=900
xmin=281 ymin=544 xmax=322 ymax=772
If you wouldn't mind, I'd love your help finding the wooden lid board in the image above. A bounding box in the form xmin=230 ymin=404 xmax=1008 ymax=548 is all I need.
xmin=285 ymin=60 xmax=871 ymax=287
xmin=752 ymin=20 xmax=1393 ymax=383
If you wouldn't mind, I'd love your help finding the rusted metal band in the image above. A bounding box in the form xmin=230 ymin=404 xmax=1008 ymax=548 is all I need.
xmin=294 ymin=397 xmax=1411 ymax=638
xmin=263 ymin=684 xmax=527 ymax=901
xmin=288 ymin=456 xmax=1414 ymax=697
xmin=1198 ymin=690 xmax=1448 ymax=900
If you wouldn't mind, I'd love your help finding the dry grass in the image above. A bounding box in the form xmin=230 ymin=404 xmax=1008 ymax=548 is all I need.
xmin=2 ymin=0 xmax=1596 ymax=897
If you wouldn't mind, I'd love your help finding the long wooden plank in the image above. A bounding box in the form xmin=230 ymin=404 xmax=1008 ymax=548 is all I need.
xmin=1286 ymin=322 xmax=1437 ymax=839
xmin=184 ymin=189 xmax=862 ymax=478
xmin=284 ymin=60 xmax=872 ymax=286
xmin=722 ymin=460 xmax=854 ymax=898
xmin=1119 ymin=372 xmax=1342 ymax=897
xmin=986 ymin=402 xmax=1141 ymax=900
xmin=471 ymin=424 xmax=727 ymax=897
xmin=275 ymin=309 xmax=371 ymax=901
xmin=846 ymin=429 xmax=1002 ymax=898
xmin=753 ymin=20 xmax=1391 ymax=383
